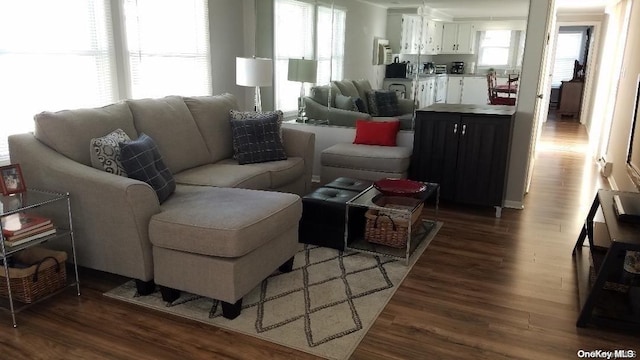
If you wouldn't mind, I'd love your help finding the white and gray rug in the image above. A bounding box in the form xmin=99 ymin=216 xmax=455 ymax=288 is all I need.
xmin=105 ymin=221 xmax=442 ymax=360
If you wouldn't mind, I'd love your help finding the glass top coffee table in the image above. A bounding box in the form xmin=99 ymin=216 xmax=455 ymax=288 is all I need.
xmin=344 ymin=182 xmax=439 ymax=265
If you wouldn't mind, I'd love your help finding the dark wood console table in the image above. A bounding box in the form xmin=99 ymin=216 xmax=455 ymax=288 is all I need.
xmin=573 ymin=189 xmax=640 ymax=329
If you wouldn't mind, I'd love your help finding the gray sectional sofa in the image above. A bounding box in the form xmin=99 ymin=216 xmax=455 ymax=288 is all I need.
xmin=302 ymin=79 xmax=415 ymax=129
xmin=8 ymin=94 xmax=315 ymax=317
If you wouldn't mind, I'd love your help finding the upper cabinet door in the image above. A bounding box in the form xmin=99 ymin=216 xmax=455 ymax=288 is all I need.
xmin=440 ymin=23 xmax=477 ymax=54
xmin=441 ymin=23 xmax=458 ymax=54
xmin=456 ymin=23 xmax=476 ymax=54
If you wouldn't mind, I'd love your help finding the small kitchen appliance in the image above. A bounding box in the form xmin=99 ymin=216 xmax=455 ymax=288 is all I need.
xmin=423 ymin=62 xmax=435 ymax=74
xmin=434 ymin=64 xmax=447 ymax=74
xmin=451 ymin=61 xmax=465 ymax=74
xmin=385 ymin=57 xmax=408 ymax=78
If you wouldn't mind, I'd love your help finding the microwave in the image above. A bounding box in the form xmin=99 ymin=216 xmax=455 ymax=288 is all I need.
xmin=385 ymin=61 xmax=408 ymax=78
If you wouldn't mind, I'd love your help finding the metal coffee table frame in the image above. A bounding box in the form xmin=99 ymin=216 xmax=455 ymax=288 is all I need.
xmin=345 ymin=182 xmax=439 ymax=265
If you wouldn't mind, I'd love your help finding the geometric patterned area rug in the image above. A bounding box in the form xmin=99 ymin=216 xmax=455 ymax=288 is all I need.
xmin=104 ymin=221 xmax=442 ymax=360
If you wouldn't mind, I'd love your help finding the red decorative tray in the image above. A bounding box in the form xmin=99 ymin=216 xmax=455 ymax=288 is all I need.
xmin=373 ymin=179 xmax=427 ymax=197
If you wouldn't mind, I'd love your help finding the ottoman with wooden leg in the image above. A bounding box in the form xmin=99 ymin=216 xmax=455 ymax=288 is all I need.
xmin=149 ymin=186 xmax=301 ymax=319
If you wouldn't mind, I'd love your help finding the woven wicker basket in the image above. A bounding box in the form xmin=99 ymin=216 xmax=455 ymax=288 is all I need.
xmin=364 ymin=196 xmax=424 ymax=248
xmin=0 ymin=247 xmax=67 ymax=303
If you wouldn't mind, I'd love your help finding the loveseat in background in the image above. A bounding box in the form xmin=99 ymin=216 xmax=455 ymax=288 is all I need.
xmin=8 ymin=94 xmax=315 ymax=294
xmin=302 ymin=79 xmax=415 ymax=129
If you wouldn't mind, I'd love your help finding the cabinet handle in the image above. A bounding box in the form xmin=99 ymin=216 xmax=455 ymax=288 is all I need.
xmin=462 ymin=124 xmax=466 ymax=135
xmin=421 ymin=84 xmax=424 ymax=91
xmin=453 ymin=124 xmax=458 ymax=134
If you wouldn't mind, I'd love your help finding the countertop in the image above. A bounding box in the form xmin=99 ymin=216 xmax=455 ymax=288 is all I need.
xmin=417 ymin=103 xmax=516 ymax=116
xmin=384 ymin=73 xmax=511 ymax=80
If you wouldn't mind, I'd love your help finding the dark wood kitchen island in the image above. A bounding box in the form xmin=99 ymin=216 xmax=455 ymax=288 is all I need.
xmin=410 ymin=104 xmax=515 ymax=217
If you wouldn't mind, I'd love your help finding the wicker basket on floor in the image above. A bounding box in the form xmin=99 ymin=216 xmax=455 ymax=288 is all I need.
xmin=364 ymin=196 xmax=424 ymax=248
xmin=0 ymin=247 xmax=67 ymax=303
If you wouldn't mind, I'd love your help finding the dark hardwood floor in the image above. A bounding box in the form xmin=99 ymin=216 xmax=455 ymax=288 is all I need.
xmin=1 ymin=116 xmax=638 ymax=359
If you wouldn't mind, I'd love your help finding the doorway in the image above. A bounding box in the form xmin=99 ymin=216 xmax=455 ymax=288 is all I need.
xmin=548 ymin=25 xmax=593 ymax=121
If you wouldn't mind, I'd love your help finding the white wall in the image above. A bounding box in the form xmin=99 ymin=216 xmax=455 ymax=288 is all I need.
xmin=606 ymin=1 xmax=640 ymax=191
xmin=503 ymin=0 xmax=552 ymax=207
xmin=208 ymin=1 xmax=247 ymax=102
xmin=334 ymin=0 xmax=389 ymax=89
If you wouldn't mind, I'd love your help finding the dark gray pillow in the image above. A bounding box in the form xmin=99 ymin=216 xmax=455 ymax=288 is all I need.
xmin=229 ymin=114 xmax=287 ymax=165
xmin=120 ymin=133 xmax=175 ymax=203
xmin=367 ymin=90 xmax=400 ymax=117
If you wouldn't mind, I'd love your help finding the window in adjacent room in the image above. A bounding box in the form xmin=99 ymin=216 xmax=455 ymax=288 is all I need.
xmin=274 ymin=0 xmax=314 ymax=114
xmin=273 ymin=0 xmax=346 ymax=115
xmin=477 ymin=30 xmax=512 ymax=67
xmin=0 ymin=0 xmax=116 ymax=163
xmin=123 ymin=0 xmax=211 ymax=99
xmin=551 ymin=31 xmax=585 ymax=87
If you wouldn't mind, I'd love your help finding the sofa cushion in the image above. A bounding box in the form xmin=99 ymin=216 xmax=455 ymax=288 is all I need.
xmin=353 ymin=120 xmax=400 ymax=146
xmin=321 ymin=143 xmax=412 ymax=173
xmin=229 ymin=114 xmax=287 ymax=165
xmin=333 ymin=80 xmax=360 ymax=99
xmin=352 ymin=79 xmax=373 ymax=113
xmin=149 ymin=186 xmax=301 ymax=258
xmin=335 ymin=94 xmax=359 ymax=111
xmin=173 ymin=162 xmax=271 ymax=190
xmin=234 ymin=157 xmax=304 ymax=189
xmin=183 ymin=94 xmax=239 ymax=163
xmin=34 ymin=103 xmax=137 ymax=166
xmin=120 ymin=133 xmax=176 ymax=204
xmin=90 ymin=128 xmax=131 ymax=176
xmin=367 ymin=90 xmax=400 ymax=117
xmin=127 ymin=96 xmax=211 ymax=174
xmin=310 ymin=83 xmax=341 ymax=107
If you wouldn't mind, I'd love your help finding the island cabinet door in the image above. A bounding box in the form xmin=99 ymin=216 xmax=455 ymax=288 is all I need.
xmin=455 ymin=115 xmax=512 ymax=206
xmin=410 ymin=112 xmax=460 ymax=200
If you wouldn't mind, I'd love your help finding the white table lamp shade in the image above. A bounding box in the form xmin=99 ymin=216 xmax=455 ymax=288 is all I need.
xmin=236 ymin=57 xmax=273 ymax=87
xmin=287 ymin=58 xmax=317 ymax=83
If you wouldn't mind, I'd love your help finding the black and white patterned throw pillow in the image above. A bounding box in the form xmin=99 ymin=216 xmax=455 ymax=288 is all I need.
xmin=119 ymin=133 xmax=175 ymax=203
xmin=229 ymin=114 xmax=287 ymax=165
xmin=90 ymin=128 xmax=131 ymax=176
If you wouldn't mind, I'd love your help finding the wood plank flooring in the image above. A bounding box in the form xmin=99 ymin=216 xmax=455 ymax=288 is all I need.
xmin=1 ymin=117 xmax=639 ymax=359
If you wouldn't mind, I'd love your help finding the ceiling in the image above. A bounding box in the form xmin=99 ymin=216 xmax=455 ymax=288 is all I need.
xmin=361 ymin=0 xmax=610 ymax=18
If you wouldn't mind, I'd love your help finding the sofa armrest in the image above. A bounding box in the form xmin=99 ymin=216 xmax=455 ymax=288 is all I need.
xmin=8 ymin=133 xmax=160 ymax=281
xmin=282 ymin=128 xmax=315 ymax=194
xmin=398 ymin=98 xmax=415 ymax=115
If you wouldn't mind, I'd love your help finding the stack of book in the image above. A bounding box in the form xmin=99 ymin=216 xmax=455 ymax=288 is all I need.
xmin=2 ymin=212 xmax=56 ymax=247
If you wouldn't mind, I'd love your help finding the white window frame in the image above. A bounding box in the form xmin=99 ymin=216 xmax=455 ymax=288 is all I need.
xmin=0 ymin=0 xmax=212 ymax=163
xmin=551 ymin=31 xmax=585 ymax=88
xmin=476 ymin=30 xmax=525 ymax=73
xmin=273 ymin=0 xmax=346 ymax=116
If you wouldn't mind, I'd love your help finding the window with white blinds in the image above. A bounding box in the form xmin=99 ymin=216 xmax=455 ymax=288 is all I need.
xmin=273 ymin=0 xmax=346 ymax=114
xmin=316 ymin=6 xmax=346 ymax=86
xmin=123 ymin=0 xmax=211 ymax=99
xmin=274 ymin=0 xmax=314 ymax=113
xmin=0 ymin=0 xmax=212 ymax=163
xmin=477 ymin=30 xmax=512 ymax=67
xmin=552 ymin=32 xmax=584 ymax=87
xmin=0 ymin=0 xmax=116 ymax=163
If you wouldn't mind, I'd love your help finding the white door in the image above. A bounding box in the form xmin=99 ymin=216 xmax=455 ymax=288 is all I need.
xmin=456 ymin=23 xmax=476 ymax=54
xmin=525 ymin=0 xmax=557 ymax=194
xmin=461 ymin=76 xmax=489 ymax=105
xmin=435 ymin=76 xmax=447 ymax=103
xmin=446 ymin=77 xmax=463 ymax=104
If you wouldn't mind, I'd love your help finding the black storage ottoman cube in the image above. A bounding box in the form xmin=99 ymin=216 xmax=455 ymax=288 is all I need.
xmin=299 ymin=178 xmax=372 ymax=250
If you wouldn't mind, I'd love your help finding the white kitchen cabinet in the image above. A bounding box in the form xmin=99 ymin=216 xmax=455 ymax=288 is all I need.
xmin=441 ymin=23 xmax=476 ymax=54
xmin=421 ymin=20 xmax=441 ymax=55
xmin=434 ymin=75 xmax=448 ymax=103
xmin=461 ymin=76 xmax=489 ymax=105
xmin=425 ymin=78 xmax=436 ymax=107
xmin=446 ymin=77 xmax=463 ymax=104
xmin=401 ymin=15 xmax=420 ymax=54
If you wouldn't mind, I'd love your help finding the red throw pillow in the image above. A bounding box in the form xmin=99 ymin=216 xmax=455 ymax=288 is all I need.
xmin=353 ymin=120 xmax=400 ymax=146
